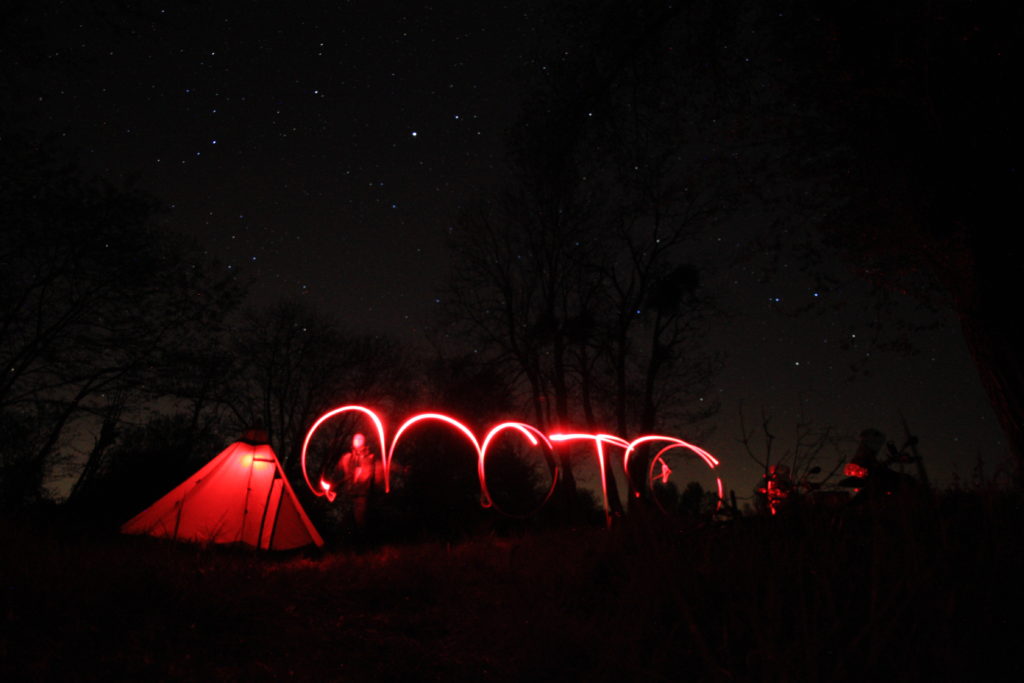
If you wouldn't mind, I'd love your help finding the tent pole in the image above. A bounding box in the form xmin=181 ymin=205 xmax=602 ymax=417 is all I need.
xmin=265 ymin=472 xmax=288 ymax=551
xmin=242 ymin=450 xmax=259 ymax=545
xmin=255 ymin=468 xmax=277 ymax=550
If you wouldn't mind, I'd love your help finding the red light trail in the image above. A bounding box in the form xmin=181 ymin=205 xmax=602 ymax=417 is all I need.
xmin=301 ymin=405 xmax=722 ymax=520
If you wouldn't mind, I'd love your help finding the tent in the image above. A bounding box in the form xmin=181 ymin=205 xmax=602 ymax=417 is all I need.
xmin=121 ymin=431 xmax=324 ymax=550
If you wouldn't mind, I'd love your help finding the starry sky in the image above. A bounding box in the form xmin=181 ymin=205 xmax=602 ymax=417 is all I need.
xmin=9 ymin=1 xmax=1009 ymax=494
xmin=19 ymin=2 xmax=535 ymax=332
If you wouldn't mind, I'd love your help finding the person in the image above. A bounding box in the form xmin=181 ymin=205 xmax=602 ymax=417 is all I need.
xmin=321 ymin=433 xmax=384 ymax=534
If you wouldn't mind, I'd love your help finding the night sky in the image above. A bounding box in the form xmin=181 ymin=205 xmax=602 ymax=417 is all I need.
xmin=22 ymin=3 xmax=529 ymax=332
xmin=9 ymin=2 xmax=1008 ymax=494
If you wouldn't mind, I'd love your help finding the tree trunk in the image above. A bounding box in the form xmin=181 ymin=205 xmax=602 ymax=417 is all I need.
xmin=67 ymin=396 xmax=123 ymax=503
xmin=959 ymin=303 xmax=1024 ymax=487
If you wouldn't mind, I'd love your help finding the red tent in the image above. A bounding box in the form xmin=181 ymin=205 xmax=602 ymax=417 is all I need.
xmin=121 ymin=433 xmax=324 ymax=550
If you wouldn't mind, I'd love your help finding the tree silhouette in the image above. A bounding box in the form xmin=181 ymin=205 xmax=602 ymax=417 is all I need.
xmin=756 ymin=0 xmax=1024 ymax=481
xmin=68 ymin=413 xmax=226 ymax=527
xmin=442 ymin=0 xmax=725 ymax=515
xmin=224 ymin=301 xmax=412 ymax=473
xmin=0 ymin=136 xmax=240 ymax=506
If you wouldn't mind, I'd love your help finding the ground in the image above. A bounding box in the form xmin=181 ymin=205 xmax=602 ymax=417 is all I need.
xmin=2 ymin=493 xmax=1022 ymax=681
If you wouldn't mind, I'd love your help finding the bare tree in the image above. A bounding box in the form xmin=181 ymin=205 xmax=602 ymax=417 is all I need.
xmin=739 ymin=403 xmax=847 ymax=514
xmin=0 ymin=137 xmax=241 ymax=505
xmin=224 ymin=301 xmax=413 ymax=471
xmin=442 ymin=0 xmax=730 ymax=516
xmin=742 ymin=0 xmax=1024 ymax=482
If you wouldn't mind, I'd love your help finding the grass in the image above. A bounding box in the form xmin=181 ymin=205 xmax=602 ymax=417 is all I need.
xmin=2 ymin=491 xmax=1023 ymax=681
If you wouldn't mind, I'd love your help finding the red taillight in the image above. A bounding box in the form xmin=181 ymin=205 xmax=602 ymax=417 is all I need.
xmin=844 ymin=462 xmax=868 ymax=478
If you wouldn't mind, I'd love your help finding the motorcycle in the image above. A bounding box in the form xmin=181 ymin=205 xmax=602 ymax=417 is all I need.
xmin=756 ymin=465 xmax=850 ymax=516
xmin=837 ymin=426 xmax=928 ymax=504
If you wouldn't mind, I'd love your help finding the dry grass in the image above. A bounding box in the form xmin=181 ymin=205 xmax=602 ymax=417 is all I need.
xmin=2 ymin=491 xmax=1022 ymax=681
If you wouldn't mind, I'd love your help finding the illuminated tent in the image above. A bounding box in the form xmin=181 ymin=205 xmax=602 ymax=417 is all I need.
xmin=121 ymin=432 xmax=324 ymax=550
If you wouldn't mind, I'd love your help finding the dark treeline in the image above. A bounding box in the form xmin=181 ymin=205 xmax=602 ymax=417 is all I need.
xmin=464 ymin=0 xmax=1024 ymax=484
xmin=441 ymin=0 xmax=1024 ymax=498
xmin=4 ymin=0 xmax=1022 ymax=531
xmin=0 ymin=133 xmax=599 ymax=537
xmin=0 ymin=134 xmax=238 ymax=510
xmin=3 ymin=3 xmax=1022 ymax=679
xmin=0 ymin=130 xmax=604 ymax=539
